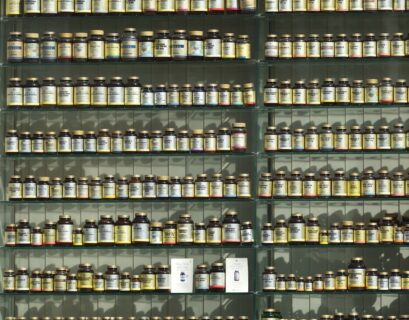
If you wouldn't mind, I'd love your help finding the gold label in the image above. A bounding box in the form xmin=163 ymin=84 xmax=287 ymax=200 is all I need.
xmin=115 ymin=225 xmax=131 ymax=244
xmin=335 ymin=276 xmax=347 ymax=290
xmin=77 ymin=272 xmax=93 ymax=289
xmin=354 ymin=230 xmax=365 ymax=243
xmin=348 ymin=180 xmax=361 ymax=196
xmin=306 ymin=226 xmax=320 ymax=242
xmin=7 ymin=0 xmax=21 ymax=15
xmin=274 ymin=227 xmax=288 ymax=243
xmin=141 ymin=274 xmax=155 ymax=290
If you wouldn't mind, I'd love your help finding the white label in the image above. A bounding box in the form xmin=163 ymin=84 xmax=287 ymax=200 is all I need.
xmin=289 ymin=222 xmax=305 ymax=241
xmin=108 ymin=87 xmax=125 ymax=105
xmin=205 ymin=39 xmax=221 ymax=58
xmin=84 ymin=227 xmax=97 ymax=243
xmin=195 ymin=273 xmax=209 ymax=290
xmin=57 ymin=224 xmax=73 ymax=243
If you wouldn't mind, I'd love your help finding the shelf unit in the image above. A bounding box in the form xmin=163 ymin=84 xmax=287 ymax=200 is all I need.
xmin=1 ymin=2 xmax=409 ymax=320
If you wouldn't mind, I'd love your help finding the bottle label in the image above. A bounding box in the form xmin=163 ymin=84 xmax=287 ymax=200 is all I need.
xmin=141 ymin=274 xmax=155 ymax=290
xmin=99 ymin=224 xmax=114 ymax=243
xmin=195 ymin=273 xmax=209 ymax=290
xmin=164 ymin=228 xmax=176 ymax=244
xmin=141 ymin=92 xmax=154 ymax=106
xmin=154 ymin=39 xmax=171 ymax=58
xmin=7 ymin=87 xmax=23 ymax=107
xmin=129 ymin=182 xmax=142 ymax=198
xmin=263 ymin=273 xmax=277 ymax=290
xmin=205 ymin=39 xmax=221 ymax=58
xmin=265 ymin=40 xmax=278 ymax=57
xmin=149 ymin=230 xmax=162 ymax=244
xmin=348 ymin=268 xmax=365 ymax=288
xmin=84 ymin=227 xmax=97 ymax=243
xmin=259 ymin=180 xmax=272 ymax=198
xmin=265 ymin=0 xmax=278 ymax=10
xmin=125 ymin=87 xmax=141 ymax=106
xmin=115 ymin=225 xmax=131 ymax=244
xmin=109 ymin=0 xmax=125 ymax=11
xmin=188 ymin=40 xmax=204 ymax=57
xmin=177 ymin=224 xmax=193 ymax=242
xmin=127 ymin=0 xmax=142 ymax=11
xmin=207 ymin=227 xmax=221 ymax=243
xmin=57 ymin=224 xmax=73 ymax=243
xmin=24 ymin=87 xmax=40 ymax=106
xmin=210 ymin=181 xmax=223 ymax=197
xmin=24 ymin=182 xmax=37 ymax=198
xmin=289 ymin=223 xmax=305 ymax=242
xmin=108 ymin=87 xmax=125 ymax=105
xmin=264 ymin=134 xmax=278 ymax=151
xmin=223 ymin=223 xmax=241 ymax=242
xmin=16 ymin=275 xmax=29 ymax=290
xmin=133 ymin=222 xmax=149 ymax=242
xmin=241 ymin=228 xmax=254 ymax=243
xmin=172 ymin=39 xmax=187 ymax=58
xmin=210 ymin=272 xmax=225 ymax=289
xmin=76 ymin=0 xmax=92 ymax=11
xmin=121 ymin=40 xmax=138 ymax=59
xmin=91 ymin=86 xmax=107 ymax=105
xmin=58 ymin=86 xmax=74 ymax=105
xmin=75 ymin=86 xmax=90 ymax=105
xmin=156 ymin=273 xmax=170 ymax=289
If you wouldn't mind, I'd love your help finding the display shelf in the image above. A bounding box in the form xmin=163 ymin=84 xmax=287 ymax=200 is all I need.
xmin=1 ymin=152 xmax=257 ymax=159
xmin=1 ymin=244 xmax=257 ymax=250
xmin=261 ymin=104 xmax=408 ymax=110
xmin=3 ymin=198 xmax=255 ymax=204
xmin=0 ymin=291 xmax=254 ymax=296
xmin=0 ymin=106 xmax=260 ymax=112
xmin=4 ymin=243 xmax=409 ymax=251
xmin=1 ymin=60 xmax=258 ymax=67
xmin=256 ymin=291 xmax=409 ymax=295
xmin=261 ymin=58 xmax=409 ymax=64
xmin=259 ymin=150 xmax=409 ymax=156
xmin=260 ymin=243 xmax=409 ymax=248
xmin=258 ymin=197 xmax=409 ymax=202
xmin=263 ymin=11 xmax=409 ymax=17
xmin=0 ymin=13 xmax=261 ymax=21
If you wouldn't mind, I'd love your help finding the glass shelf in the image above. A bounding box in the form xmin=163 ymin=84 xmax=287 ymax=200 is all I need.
xmin=0 ymin=13 xmax=261 ymax=21
xmin=2 ymin=152 xmax=256 ymax=159
xmin=1 ymin=60 xmax=258 ymax=67
xmin=261 ymin=58 xmax=409 ymax=65
xmin=261 ymin=104 xmax=407 ymax=110
xmin=0 ymin=291 xmax=253 ymax=296
xmin=1 ymin=106 xmax=259 ymax=113
xmin=256 ymin=291 xmax=409 ymax=296
xmin=1 ymin=244 xmax=256 ymax=250
xmin=263 ymin=11 xmax=409 ymax=17
xmin=259 ymin=150 xmax=409 ymax=157
xmin=2 ymin=198 xmax=255 ymax=204
xmin=260 ymin=243 xmax=409 ymax=248
xmin=258 ymin=197 xmax=409 ymax=203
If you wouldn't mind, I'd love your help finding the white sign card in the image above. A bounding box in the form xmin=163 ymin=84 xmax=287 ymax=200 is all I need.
xmin=171 ymin=258 xmax=194 ymax=293
xmin=225 ymin=258 xmax=248 ymax=293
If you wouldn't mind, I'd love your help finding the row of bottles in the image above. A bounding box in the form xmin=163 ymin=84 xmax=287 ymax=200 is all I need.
xmin=6 ymin=77 xmax=256 ymax=108
xmin=5 ymin=0 xmax=257 ymax=15
xmin=5 ymin=211 xmax=254 ymax=246
xmin=7 ymin=29 xmax=251 ymax=63
xmin=262 ymin=257 xmax=409 ymax=291
xmin=258 ymin=168 xmax=409 ymax=198
xmin=8 ymin=173 xmax=252 ymax=200
xmin=5 ymin=124 xmax=247 ymax=154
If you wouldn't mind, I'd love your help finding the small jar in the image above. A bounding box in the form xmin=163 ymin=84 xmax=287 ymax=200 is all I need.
xmin=115 ymin=215 xmax=132 ymax=245
xmin=77 ymin=263 xmax=94 ymax=292
xmin=209 ymin=263 xmax=225 ymax=292
xmin=141 ymin=265 xmax=156 ymax=291
xmin=348 ymin=257 xmax=366 ymax=290
xmin=149 ymin=221 xmax=163 ymax=244
xmin=104 ymin=265 xmax=120 ymax=290
xmin=195 ymin=264 xmax=210 ymax=292
xmin=177 ymin=214 xmax=194 ymax=244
